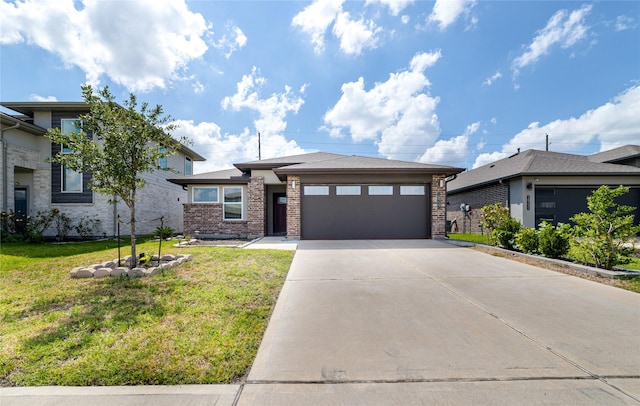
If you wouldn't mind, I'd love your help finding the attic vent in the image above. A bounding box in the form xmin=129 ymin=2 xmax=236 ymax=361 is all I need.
xmin=490 ymin=164 xmax=495 ymax=168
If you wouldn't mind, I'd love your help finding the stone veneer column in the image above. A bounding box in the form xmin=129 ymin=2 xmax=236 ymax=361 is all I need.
xmin=247 ymin=176 xmax=265 ymax=239
xmin=431 ymin=174 xmax=447 ymax=238
xmin=286 ymin=175 xmax=301 ymax=239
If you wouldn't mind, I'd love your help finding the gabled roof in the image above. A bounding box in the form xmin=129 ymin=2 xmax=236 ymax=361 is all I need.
xmin=168 ymin=168 xmax=247 ymax=185
xmin=588 ymin=145 xmax=640 ymax=164
xmin=448 ymin=148 xmax=640 ymax=194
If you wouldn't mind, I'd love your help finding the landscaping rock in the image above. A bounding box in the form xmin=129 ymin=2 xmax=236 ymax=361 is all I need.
xmin=102 ymin=261 xmax=116 ymax=269
xmin=111 ymin=267 xmax=128 ymax=277
xmin=93 ymin=268 xmax=110 ymax=278
xmin=70 ymin=267 xmax=83 ymax=277
xmin=161 ymin=255 xmax=174 ymax=262
xmin=129 ymin=267 xmax=145 ymax=277
xmin=183 ymin=254 xmax=193 ymax=262
xmin=74 ymin=268 xmax=94 ymax=278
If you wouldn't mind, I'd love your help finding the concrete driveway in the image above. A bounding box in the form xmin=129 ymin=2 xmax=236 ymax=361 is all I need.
xmin=242 ymin=239 xmax=640 ymax=405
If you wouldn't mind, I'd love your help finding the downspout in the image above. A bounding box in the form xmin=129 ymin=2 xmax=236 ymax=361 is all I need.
xmin=0 ymin=123 xmax=20 ymax=212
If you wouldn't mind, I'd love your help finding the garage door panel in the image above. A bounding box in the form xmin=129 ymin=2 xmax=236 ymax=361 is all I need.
xmin=302 ymin=185 xmax=430 ymax=239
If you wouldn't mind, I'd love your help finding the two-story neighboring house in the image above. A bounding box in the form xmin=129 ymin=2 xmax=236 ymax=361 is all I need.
xmin=0 ymin=102 xmax=205 ymax=238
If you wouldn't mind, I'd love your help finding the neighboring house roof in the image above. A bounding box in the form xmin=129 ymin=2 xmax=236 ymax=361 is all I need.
xmin=448 ymin=148 xmax=640 ymax=194
xmin=169 ymin=152 xmax=464 ymax=185
xmin=0 ymin=102 xmax=205 ymax=161
xmin=588 ymin=145 xmax=640 ymax=164
xmin=1 ymin=112 xmax=46 ymax=135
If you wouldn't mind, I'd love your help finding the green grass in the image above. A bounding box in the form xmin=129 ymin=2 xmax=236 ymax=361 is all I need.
xmin=447 ymin=233 xmax=488 ymax=244
xmin=0 ymin=239 xmax=294 ymax=386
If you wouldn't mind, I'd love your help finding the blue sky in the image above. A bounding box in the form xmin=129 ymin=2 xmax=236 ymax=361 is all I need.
xmin=1 ymin=0 xmax=638 ymax=173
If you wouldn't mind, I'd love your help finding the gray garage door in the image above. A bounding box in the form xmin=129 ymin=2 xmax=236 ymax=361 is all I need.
xmin=301 ymin=184 xmax=430 ymax=239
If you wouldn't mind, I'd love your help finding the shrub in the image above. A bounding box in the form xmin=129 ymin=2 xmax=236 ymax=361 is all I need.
xmin=516 ymin=227 xmax=538 ymax=254
xmin=481 ymin=202 xmax=511 ymax=246
xmin=537 ymin=221 xmax=571 ymax=259
xmin=494 ymin=217 xmax=521 ymax=250
xmin=571 ymin=185 xmax=639 ymax=269
xmin=154 ymin=226 xmax=175 ymax=239
xmin=52 ymin=209 xmax=73 ymax=241
xmin=75 ymin=216 xmax=102 ymax=239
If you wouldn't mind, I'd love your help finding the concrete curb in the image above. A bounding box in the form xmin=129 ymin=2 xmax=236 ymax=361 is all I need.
xmin=442 ymin=239 xmax=640 ymax=279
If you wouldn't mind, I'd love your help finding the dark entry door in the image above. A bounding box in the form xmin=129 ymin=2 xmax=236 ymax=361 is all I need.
xmin=273 ymin=193 xmax=287 ymax=235
xmin=14 ymin=187 xmax=28 ymax=214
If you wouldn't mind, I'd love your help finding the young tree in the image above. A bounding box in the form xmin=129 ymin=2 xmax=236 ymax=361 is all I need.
xmin=571 ymin=185 xmax=640 ymax=269
xmin=46 ymin=85 xmax=187 ymax=267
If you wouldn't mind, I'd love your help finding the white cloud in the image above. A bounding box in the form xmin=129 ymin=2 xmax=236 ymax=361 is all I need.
xmin=512 ymin=4 xmax=592 ymax=81
xmin=0 ymin=0 xmax=210 ymax=92
xmin=418 ymin=121 xmax=479 ymax=168
xmin=472 ymin=85 xmax=640 ymax=168
xmin=332 ymin=11 xmax=381 ymax=55
xmin=212 ymin=24 xmax=247 ymax=59
xmin=615 ymin=15 xmax=636 ymax=31
xmin=324 ymin=51 xmax=442 ymax=160
xmin=192 ymin=81 xmax=205 ymax=94
xmin=291 ymin=0 xmax=345 ymax=54
xmin=482 ymin=70 xmax=502 ymax=87
xmin=29 ymin=94 xmax=58 ymax=102
xmin=428 ymin=0 xmax=476 ymax=31
xmin=401 ymin=15 xmax=410 ymax=24
xmin=189 ymin=67 xmax=305 ymax=170
xmin=365 ymin=0 xmax=414 ymax=16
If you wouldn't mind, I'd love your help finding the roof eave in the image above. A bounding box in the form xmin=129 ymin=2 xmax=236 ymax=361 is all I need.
xmin=275 ymin=167 xmax=465 ymax=176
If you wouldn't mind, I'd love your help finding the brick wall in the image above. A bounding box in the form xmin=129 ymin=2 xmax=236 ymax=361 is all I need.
xmin=247 ymin=176 xmax=265 ymax=238
xmin=431 ymin=174 xmax=447 ymax=238
xmin=183 ymin=203 xmax=248 ymax=238
xmin=286 ymin=175 xmax=301 ymax=239
xmin=446 ymin=183 xmax=507 ymax=234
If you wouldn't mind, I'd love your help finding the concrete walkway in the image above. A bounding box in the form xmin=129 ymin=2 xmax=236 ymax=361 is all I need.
xmin=3 ymin=239 xmax=639 ymax=405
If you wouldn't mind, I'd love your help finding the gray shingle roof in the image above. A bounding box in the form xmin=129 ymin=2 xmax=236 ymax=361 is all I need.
xmin=275 ymin=154 xmax=463 ymax=175
xmin=588 ymin=145 xmax=640 ymax=163
xmin=448 ymin=148 xmax=640 ymax=193
xmin=234 ymin=152 xmax=344 ymax=169
xmin=167 ymin=167 xmax=247 ymax=185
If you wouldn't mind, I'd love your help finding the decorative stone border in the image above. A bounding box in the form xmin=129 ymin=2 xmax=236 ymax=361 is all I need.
xmin=70 ymin=254 xmax=193 ymax=278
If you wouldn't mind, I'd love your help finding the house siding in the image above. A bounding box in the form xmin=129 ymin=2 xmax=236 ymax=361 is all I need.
xmin=447 ymin=183 xmax=508 ymax=234
xmin=431 ymin=174 xmax=446 ymax=238
xmin=247 ymin=176 xmax=266 ymax=238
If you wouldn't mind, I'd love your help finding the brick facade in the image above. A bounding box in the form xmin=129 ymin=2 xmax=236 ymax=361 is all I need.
xmin=446 ymin=183 xmax=508 ymax=234
xmin=183 ymin=203 xmax=249 ymax=238
xmin=247 ymin=176 xmax=265 ymax=238
xmin=286 ymin=175 xmax=301 ymax=239
xmin=431 ymin=174 xmax=447 ymax=238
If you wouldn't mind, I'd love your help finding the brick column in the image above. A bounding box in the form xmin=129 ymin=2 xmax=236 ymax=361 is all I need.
xmin=431 ymin=174 xmax=447 ymax=238
xmin=247 ymin=176 xmax=265 ymax=239
xmin=286 ymin=175 xmax=301 ymax=239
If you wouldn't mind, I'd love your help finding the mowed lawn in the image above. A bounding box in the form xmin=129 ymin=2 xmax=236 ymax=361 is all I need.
xmin=0 ymin=239 xmax=294 ymax=386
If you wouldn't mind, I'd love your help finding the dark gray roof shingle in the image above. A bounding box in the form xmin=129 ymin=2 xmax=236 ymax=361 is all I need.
xmin=448 ymin=148 xmax=640 ymax=193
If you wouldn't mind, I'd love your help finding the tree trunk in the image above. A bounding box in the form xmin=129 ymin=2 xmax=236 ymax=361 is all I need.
xmin=129 ymin=189 xmax=137 ymax=268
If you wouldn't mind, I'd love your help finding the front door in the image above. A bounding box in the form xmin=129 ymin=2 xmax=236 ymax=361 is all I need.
xmin=14 ymin=187 xmax=28 ymax=215
xmin=273 ymin=193 xmax=287 ymax=235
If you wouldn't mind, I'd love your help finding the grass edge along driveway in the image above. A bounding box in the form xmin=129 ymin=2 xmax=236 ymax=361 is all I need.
xmin=0 ymin=240 xmax=294 ymax=386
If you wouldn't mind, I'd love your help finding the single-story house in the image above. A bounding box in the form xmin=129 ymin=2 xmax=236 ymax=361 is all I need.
xmin=0 ymin=101 xmax=205 ymax=237
xmin=446 ymin=145 xmax=640 ymax=233
xmin=168 ymin=152 xmax=464 ymax=240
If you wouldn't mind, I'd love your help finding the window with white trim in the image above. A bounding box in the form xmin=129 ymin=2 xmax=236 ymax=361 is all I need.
xmin=223 ymin=187 xmax=243 ymax=219
xmin=400 ymin=185 xmax=425 ymax=195
xmin=368 ymin=185 xmax=393 ymax=195
xmin=193 ymin=187 xmax=218 ymax=203
xmin=304 ymin=185 xmax=329 ymax=195
xmin=60 ymin=119 xmax=82 ymax=192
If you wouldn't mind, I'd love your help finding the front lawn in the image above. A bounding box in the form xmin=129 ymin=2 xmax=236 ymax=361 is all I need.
xmin=0 ymin=239 xmax=294 ymax=386
xmin=447 ymin=233 xmax=488 ymax=244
